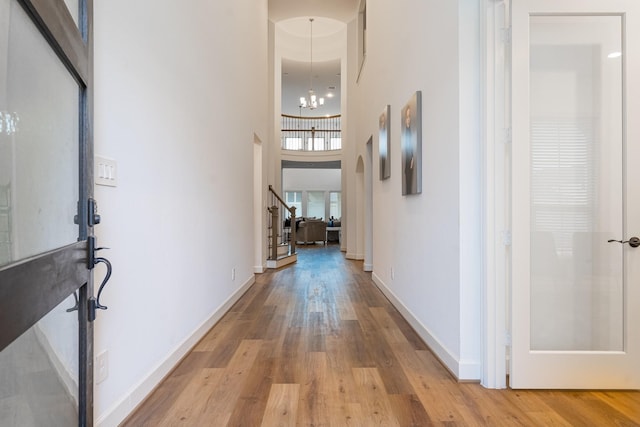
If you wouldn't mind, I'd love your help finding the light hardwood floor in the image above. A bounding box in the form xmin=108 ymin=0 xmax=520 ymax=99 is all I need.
xmin=123 ymin=244 xmax=640 ymax=426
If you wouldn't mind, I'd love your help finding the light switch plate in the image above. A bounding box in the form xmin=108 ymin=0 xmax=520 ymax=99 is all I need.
xmin=95 ymin=156 xmax=117 ymax=187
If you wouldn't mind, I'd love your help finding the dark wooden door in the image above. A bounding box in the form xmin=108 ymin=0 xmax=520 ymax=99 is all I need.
xmin=0 ymin=0 xmax=95 ymax=424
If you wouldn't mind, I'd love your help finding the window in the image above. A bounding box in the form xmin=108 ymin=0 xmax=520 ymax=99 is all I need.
xmin=284 ymin=137 xmax=303 ymax=150
xmin=329 ymin=191 xmax=341 ymax=219
xmin=284 ymin=190 xmax=341 ymax=221
xmin=308 ymin=137 xmax=325 ymax=151
xmin=329 ymin=137 xmax=342 ymax=150
xmin=285 ymin=191 xmax=302 ymax=218
xmin=307 ymin=191 xmax=325 ymax=219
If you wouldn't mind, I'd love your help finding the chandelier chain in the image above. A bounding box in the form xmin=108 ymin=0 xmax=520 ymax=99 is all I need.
xmin=299 ymin=17 xmax=324 ymax=110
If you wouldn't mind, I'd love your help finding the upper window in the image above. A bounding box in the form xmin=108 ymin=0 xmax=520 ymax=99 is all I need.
xmin=284 ymin=137 xmax=303 ymax=151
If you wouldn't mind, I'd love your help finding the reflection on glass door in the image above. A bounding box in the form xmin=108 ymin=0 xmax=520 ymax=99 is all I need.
xmin=529 ymin=16 xmax=623 ymax=352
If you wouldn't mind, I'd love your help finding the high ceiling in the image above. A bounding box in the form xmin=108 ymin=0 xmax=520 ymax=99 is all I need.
xmin=281 ymin=58 xmax=341 ymax=116
xmin=270 ymin=0 xmax=360 ymax=117
xmin=269 ymin=0 xmax=360 ymax=24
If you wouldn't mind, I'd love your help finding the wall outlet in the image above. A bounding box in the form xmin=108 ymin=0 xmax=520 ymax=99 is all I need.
xmin=96 ymin=350 xmax=109 ymax=384
xmin=231 ymin=268 xmax=236 ymax=281
xmin=390 ymin=267 xmax=395 ymax=280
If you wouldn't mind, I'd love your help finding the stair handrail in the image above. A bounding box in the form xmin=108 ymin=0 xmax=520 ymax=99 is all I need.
xmin=268 ymin=185 xmax=290 ymax=209
xmin=267 ymin=185 xmax=296 ymax=259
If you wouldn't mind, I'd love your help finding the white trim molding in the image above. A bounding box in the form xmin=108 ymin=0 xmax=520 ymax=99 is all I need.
xmin=372 ymin=273 xmax=481 ymax=381
xmin=96 ymin=275 xmax=256 ymax=427
xmin=480 ymin=0 xmax=509 ymax=389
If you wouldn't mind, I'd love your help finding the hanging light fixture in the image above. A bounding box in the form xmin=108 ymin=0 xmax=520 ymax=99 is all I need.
xmin=299 ymin=18 xmax=324 ymax=110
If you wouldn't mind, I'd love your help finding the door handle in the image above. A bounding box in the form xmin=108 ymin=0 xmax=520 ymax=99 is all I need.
xmin=607 ymin=237 xmax=640 ymax=248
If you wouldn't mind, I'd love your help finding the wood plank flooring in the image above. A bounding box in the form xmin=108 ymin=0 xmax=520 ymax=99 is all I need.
xmin=123 ymin=244 xmax=640 ymax=426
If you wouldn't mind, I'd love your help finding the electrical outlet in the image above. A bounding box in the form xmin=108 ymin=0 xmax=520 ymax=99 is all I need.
xmin=231 ymin=268 xmax=236 ymax=281
xmin=96 ymin=350 xmax=108 ymax=384
xmin=391 ymin=267 xmax=395 ymax=280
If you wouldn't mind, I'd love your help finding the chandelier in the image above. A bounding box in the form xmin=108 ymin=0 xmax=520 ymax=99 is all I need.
xmin=299 ymin=18 xmax=324 ymax=110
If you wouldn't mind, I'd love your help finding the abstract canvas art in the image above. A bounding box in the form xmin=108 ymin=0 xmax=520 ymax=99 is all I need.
xmin=401 ymin=91 xmax=422 ymax=195
xmin=379 ymin=105 xmax=390 ymax=180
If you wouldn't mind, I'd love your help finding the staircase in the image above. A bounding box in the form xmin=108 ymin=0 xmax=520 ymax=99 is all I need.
xmin=266 ymin=185 xmax=297 ymax=269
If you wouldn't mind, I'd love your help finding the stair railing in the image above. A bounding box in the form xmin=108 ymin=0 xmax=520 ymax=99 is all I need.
xmin=267 ymin=185 xmax=296 ymax=260
xmin=281 ymin=114 xmax=341 ymax=151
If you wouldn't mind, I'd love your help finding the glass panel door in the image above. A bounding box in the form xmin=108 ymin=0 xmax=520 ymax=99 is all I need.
xmin=0 ymin=300 xmax=79 ymax=426
xmin=0 ymin=0 xmax=94 ymax=424
xmin=529 ymin=15 xmax=623 ymax=352
xmin=1 ymin=0 xmax=80 ymax=267
xmin=511 ymin=0 xmax=640 ymax=389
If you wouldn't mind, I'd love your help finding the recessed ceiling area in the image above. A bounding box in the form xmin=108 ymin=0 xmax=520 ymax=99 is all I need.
xmin=269 ymin=0 xmax=359 ymax=23
xmin=277 ymin=15 xmax=345 ymax=117
xmin=282 ymin=58 xmax=341 ymax=116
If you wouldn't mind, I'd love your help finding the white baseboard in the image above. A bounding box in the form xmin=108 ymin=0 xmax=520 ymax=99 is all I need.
xmin=346 ymin=253 xmax=364 ymax=261
xmin=266 ymin=254 xmax=297 ymax=269
xmin=371 ymin=272 xmax=480 ymax=381
xmin=96 ymin=275 xmax=256 ymax=427
xmin=254 ymin=264 xmax=266 ymax=273
xmin=363 ymin=263 xmax=373 ymax=272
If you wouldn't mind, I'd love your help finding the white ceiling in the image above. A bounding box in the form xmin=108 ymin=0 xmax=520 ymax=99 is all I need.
xmin=269 ymin=0 xmax=360 ymax=24
xmin=281 ymin=58 xmax=341 ymax=116
xmin=270 ymin=0 xmax=360 ymax=116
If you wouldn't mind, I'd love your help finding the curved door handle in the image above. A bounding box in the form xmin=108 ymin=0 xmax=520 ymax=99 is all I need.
xmin=608 ymin=237 xmax=640 ymax=248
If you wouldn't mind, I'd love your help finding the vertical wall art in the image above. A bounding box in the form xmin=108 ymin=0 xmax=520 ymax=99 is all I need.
xmin=379 ymin=105 xmax=390 ymax=180
xmin=401 ymin=91 xmax=422 ymax=195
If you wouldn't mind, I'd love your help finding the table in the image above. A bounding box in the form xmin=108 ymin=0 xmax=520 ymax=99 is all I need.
xmin=326 ymin=226 xmax=341 ymax=244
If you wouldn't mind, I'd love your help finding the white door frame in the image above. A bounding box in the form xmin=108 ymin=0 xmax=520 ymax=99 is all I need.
xmin=484 ymin=0 xmax=640 ymax=389
xmin=364 ymin=138 xmax=373 ymax=271
xmin=481 ymin=0 xmax=510 ymax=389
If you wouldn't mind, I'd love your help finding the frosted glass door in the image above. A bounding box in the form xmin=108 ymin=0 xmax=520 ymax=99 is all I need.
xmin=529 ymin=16 xmax=623 ymax=352
xmin=511 ymin=0 xmax=640 ymax=389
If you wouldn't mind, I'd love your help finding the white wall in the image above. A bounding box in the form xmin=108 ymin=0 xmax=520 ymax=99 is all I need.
xmin=92 ymin=0 xmax=269 ymax=424
xmin=283 ymin=168 xmax=341 ymax=192
xmin=347 ymin=0 xmax=482 ymax=379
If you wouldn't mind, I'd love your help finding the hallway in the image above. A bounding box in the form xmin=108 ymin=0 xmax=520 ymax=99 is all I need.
xmin=123 ymin=245 xmax=640 ymax=426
